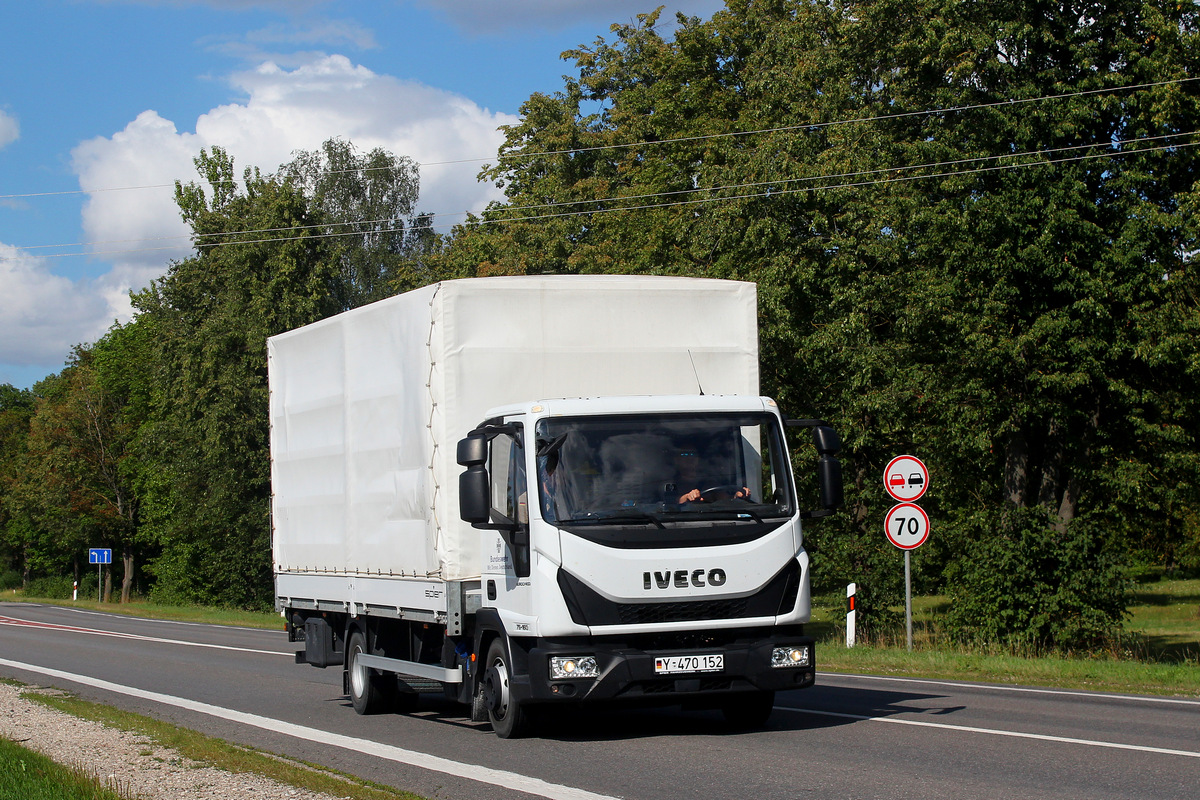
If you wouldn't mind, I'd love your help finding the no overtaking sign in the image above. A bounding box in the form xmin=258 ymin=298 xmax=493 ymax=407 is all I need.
xmin=884 ymin=455 xmax=928 ymax=503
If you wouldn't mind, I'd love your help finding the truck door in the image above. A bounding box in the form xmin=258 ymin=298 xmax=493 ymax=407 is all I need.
xmin=484 ymin=427 xmax=534 ymax=618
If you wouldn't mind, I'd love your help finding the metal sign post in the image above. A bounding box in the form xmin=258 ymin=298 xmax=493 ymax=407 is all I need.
xmin=88 ymin=548 xmax=112 ymax=603
xmin=905 ymin=552 xmax=912 ymax=652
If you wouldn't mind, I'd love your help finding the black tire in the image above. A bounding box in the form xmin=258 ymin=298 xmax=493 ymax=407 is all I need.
xmin=347 ymin=630 xmax=395 ymax=715
xmin=482 ymin=638 xmax=533 ymax=738
xmin=721 ymin=690 xmax=775 ymax=730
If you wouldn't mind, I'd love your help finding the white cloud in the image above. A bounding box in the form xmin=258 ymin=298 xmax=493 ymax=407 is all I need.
xmin=0 ymin=52 xmax=516 ymax=385
xmin=215 ymin=55 xmax=515 ymax=215
xmin=73 ymin=55 xmax=513 ymax=271
xmin=246 ymin=18 xmax=379 ymax=50
xmin=420 ymin=0 xmax=726 ymax=34
xmin=69 ymin=52 xmax=514 ymax=286
xmin=0 ymin=110 xmax=18 ymax=150
xmin=72 ymin=110 xmax=202 ymax=298
xmin=3 ymin=54 xmax=515 ymax=385
xmin=0 ymin=244 xmax=113 ymax=367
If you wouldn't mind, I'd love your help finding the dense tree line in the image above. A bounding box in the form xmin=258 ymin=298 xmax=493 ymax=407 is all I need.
xmin=1 ymin=139 xmax=438 ymax=607
xmin=1 ymin=2 xmax=1197 ymax=650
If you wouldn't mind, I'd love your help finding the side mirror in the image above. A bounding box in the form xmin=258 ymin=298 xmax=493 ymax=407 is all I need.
xmin=818 ymin=455 xmax=843 ymax=511
xmin=811 ymin=425 xmax=841 ymax=456
xmin=458 ymin=434 xmax=490 ymax=523
xmin=459 ymin=464 xmax=490 ymax=524
xmin=457 ymin=434 xmax=487 ymax=467
xmin=786 ymin=417 xmax=844 ymax=518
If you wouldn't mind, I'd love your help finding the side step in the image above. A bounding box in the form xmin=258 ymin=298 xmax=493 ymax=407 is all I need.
xmin=355 ymin=653 xmax=463 ymax=685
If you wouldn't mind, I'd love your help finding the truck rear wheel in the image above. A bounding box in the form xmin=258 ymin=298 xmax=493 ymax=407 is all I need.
xmin=482 ymin=638 xmax=532 ymax=738
xmin=347 ymin=630 xmax=395 ymax=714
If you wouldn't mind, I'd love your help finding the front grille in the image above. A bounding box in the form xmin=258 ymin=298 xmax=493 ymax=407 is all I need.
xmin=558 ymin=559 xmax=800 ymax=627
xmin=616 ymin=598 xmax=749 ymax=625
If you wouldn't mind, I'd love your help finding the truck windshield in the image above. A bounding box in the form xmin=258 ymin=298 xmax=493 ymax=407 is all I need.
xmin=534 ymin=412 xmax=794 ymax=526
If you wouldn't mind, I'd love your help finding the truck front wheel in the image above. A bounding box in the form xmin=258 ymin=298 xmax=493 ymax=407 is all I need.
xmin=482 ymin=639 xmax=532 ymax=738
xmin=347 ymin=630 xmax=395 ymax=714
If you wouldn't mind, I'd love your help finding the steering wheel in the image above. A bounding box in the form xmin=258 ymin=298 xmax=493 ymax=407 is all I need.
xmin=700 ymin=484 xmax=751 ymax=502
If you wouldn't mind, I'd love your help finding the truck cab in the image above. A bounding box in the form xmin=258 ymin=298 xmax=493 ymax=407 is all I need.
xmin=458 ymin=394 xmax=841 ymax=736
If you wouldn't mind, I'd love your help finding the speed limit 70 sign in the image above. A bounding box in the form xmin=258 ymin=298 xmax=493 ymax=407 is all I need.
xmin=884 ymin=502 xmax=930 ymax=550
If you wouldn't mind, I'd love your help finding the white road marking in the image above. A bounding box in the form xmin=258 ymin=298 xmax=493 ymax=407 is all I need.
xmin=0 ymin=614 xmax=288 ymax=657
xmin=819 ymin=671 xmax=1200 ymax=707
xmin=62 ymin=606 xmax=270 ymax=632
xmin=780 ymin=706 xmax=1200 ymax=759
xmin=0 ymin=658 xmax=618 ymax=800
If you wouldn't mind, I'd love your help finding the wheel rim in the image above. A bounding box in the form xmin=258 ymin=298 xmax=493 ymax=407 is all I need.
xmin=485 ymin=657 xmax=511 ymax=719
xmin=350 ymin=644 xmax=367 ymax=698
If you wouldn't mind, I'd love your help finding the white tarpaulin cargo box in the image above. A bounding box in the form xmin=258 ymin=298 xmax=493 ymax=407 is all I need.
xmin=269 ymin=275 xmax=758 ymax=583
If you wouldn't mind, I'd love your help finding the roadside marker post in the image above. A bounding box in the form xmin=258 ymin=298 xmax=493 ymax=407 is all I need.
xmin=846 ymin=583 xmax=857 ymax=648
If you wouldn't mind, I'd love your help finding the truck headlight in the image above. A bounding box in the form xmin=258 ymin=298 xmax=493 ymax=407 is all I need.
xmin=549 ymin=655 xmax=599 ymax=679
xmin=771 ymin=645 xmax=810 ymax=668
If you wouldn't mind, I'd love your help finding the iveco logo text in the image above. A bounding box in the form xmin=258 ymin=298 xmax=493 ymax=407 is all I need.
xmin=643 ymin=569 xmax=727 ymax=590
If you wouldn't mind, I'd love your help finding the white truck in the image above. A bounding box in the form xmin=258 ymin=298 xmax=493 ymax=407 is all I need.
xmin=269 ymin=275 xmax=842 ymax=737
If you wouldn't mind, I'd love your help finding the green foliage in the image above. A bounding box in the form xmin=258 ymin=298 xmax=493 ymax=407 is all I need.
xmin=6 ymin=4 xmax=1200 ymax=636
xmin=128 ymin=140 xmax=438 ymax=609
xmin=0 ymin=568 xmax=20 ymax=590
xmin=436 ymin=0 xmax=1200 ymax=637
xmin=0 ymin=736 xmax=132 ymax=800
xmin=131 ymin=147 xmax=342 ymax=608
xmin=23 ymin=575 xmax=77 ymax=600
xmin=945 ymin=509 xmax=1130 ymax=651
xmin=279 ymin=137 xmax=436 ymax=304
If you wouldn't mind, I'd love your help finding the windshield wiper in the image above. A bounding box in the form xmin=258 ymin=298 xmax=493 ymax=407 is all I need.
xmin=567 ymin=511 xmax=666 ymax=529
xmin=661 ymin=508 xmax=767 ymax=523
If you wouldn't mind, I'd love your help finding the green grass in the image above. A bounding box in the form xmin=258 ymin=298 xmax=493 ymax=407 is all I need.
xmin=1127 ymin=578 xmax=1200 ymax=662
xmin=809 ymin=577 xmax=1200 ymax=698
xmin=22 ymin=690 xmax=425 ymax=800
xmin=0 ymin=735 xmax=135 ymax=800
xmin=0 ymin=591 xmax=282 ymax=630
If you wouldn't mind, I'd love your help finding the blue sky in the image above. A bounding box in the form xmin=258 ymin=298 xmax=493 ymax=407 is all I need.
xmin=0 ymin=0 xmax=724 ymax=389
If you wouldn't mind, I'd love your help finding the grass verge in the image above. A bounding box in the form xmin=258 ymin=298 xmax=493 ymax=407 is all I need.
xmin=21 ymin=690 xmax=425 ymax=800
xmin=0 ymin=734 xmax=135 ymax=800
xmin=808 ymin=577 xmax=1200 ymax=698
xmin=816 ymin=644 xmax=1200 ymax=697
xmin=0 ymin=592 xmax=281 ymax=630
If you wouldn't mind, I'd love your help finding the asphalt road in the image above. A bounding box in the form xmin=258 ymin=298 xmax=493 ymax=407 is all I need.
xmin=1 ymin=602 xmax=1198 ymax=800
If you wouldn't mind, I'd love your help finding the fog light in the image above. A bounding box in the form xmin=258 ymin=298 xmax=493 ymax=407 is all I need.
xmin=771 ymin=646 xmax=810 ymax=668
xmin=550 ymin=655 xmax=599 ymax=679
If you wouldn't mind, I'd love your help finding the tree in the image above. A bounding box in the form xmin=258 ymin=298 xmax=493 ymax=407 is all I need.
xmin=0 ymin=384 xmax=36 ymax=586
xmin=130 ymin=147 xmax=342 ymax=607
xmin=437 ymin=1 xmax=1200 ymax=643
xmin=131 ymin=140 xmax=434 ymax=608
xmin=279 ymin=138 xmax=433 ymax=305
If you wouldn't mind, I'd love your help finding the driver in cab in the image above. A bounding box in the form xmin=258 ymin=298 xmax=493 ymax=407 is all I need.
xmin=669 ymin=446 xmax=750 ymax=505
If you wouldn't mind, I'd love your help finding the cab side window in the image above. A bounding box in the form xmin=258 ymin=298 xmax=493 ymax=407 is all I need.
xmin=489 ymin=432 xmax=527 ymax=525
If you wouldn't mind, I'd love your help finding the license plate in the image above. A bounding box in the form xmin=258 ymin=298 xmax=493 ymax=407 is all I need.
xmin=654 ymin=654 xmax=724 ymax=675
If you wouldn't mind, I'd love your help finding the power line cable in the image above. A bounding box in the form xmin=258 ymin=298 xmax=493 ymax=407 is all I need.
xmin=11 ymin=134 xmax=1193 ymax=261
xmin=2 ymin=76 xmax=1194 ymax=202
xmin=13 ymin=128 xmax=1196 ymax=255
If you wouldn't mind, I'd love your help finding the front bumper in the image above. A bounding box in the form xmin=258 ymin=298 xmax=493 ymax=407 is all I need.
xmin=511 ymin=630 xmax=815 ymax=705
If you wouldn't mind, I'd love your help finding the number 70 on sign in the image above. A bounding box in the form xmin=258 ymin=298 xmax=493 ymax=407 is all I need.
xmin=884 ymin=503 xmax=930 ymax=550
